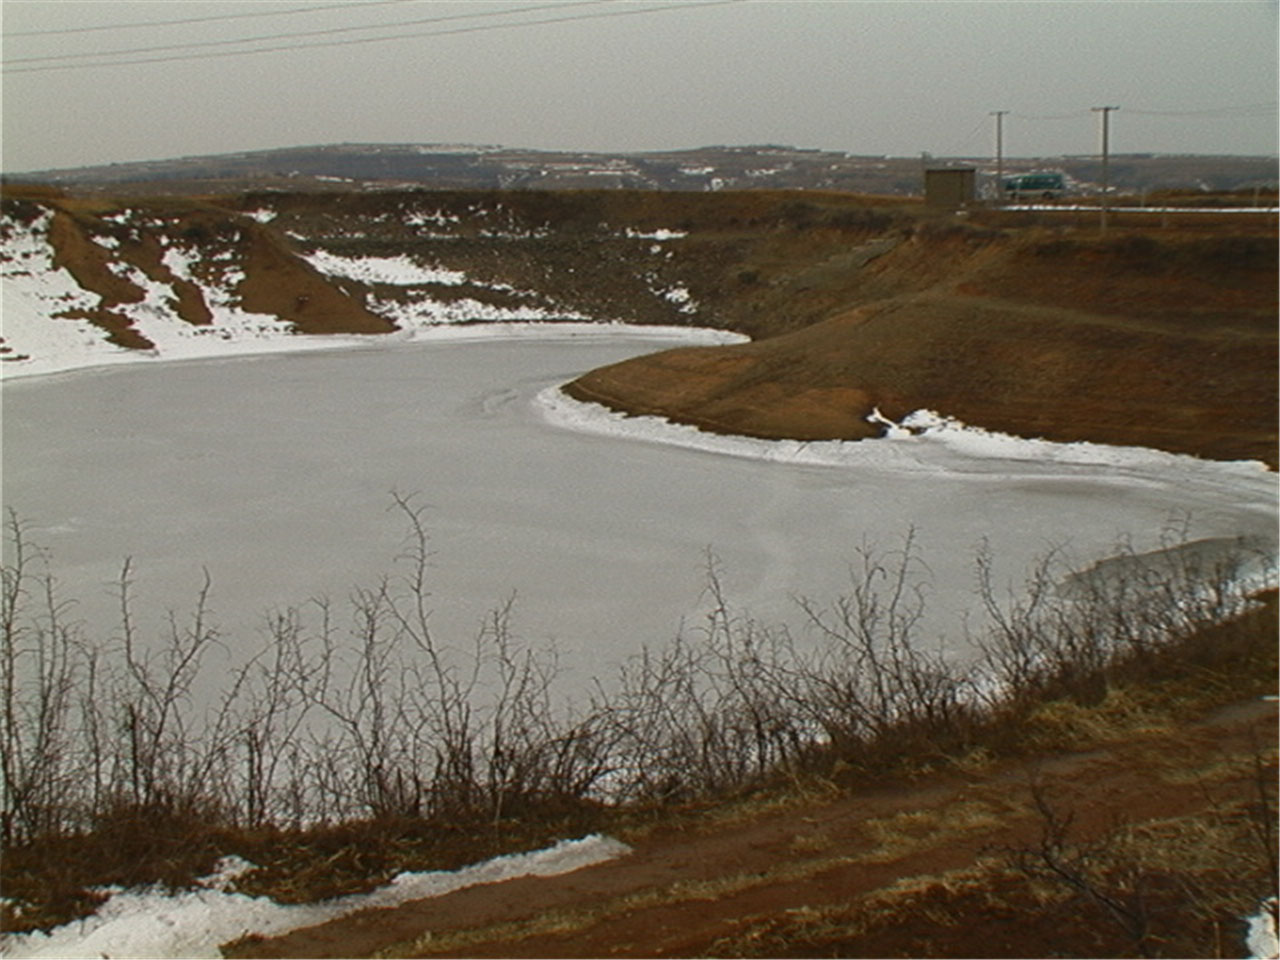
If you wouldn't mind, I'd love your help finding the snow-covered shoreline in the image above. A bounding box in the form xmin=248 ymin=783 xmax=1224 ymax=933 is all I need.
xmin=537 ymin=384 xmax=1277 ymax=483
xmin=0 ymin=320 xmax=748 ymax=383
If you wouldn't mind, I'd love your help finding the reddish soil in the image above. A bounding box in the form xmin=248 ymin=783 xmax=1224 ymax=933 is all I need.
xmin=227 ymin=697 xmax=1277 ymax=959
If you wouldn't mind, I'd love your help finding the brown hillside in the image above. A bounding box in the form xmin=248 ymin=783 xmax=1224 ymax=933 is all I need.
xmin=567 ymin=215 xmax=1278 ymax=464
xmin=5 ymin=188 xmax=1274 ymax=462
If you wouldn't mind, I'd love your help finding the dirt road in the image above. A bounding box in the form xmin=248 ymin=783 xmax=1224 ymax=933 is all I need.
xmin=227 ymin=696 xmax=1277 ymax=959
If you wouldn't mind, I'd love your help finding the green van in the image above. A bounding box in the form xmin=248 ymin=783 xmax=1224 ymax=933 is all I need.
xmin=1003 ymin=172 xmax=1066 ymax=200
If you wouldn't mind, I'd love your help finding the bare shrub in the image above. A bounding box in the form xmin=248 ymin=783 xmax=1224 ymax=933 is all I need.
xmin=998 ymin=766 xmax=1280 ymax=959
xmin=2 ymin=500 xmax=1272 ymax=889
xmin=793 ymin=530 xmax=979 ymax=762
xmin=1 ymin=510 xmax=84 ymax=843
xmin=974 ymin=523 xmax=1274 ymax=713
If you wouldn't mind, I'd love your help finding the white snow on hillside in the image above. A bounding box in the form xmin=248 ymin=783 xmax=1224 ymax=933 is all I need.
xmin=0 ymin=212 xmax=673 ymax=378
xmin=625 ymin=227 xmax=688 ymax=240
xmin=0 ymin=212 xmax=141 ymax=372
xmin=296 ymin=249 xmax=598 ymax=325
xmin=2 ymin=835 xmax=630 ymax=959
xmin=662 ymin=284 xmax=697 ymax=314
xmin=366 ymin=293 xmax=591 ymax=326
xmin=405 ymin=208 xmax=461 ymax=227
xmin=302 ymin=249 xmax=468 ymax=286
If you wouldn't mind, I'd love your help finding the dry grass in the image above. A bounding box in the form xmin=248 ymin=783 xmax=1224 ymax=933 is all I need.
xmin=710 ymin=796 xmax=1277 ymax=959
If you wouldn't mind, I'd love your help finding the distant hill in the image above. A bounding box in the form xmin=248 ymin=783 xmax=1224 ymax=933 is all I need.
xmin=6 ymin=143 xmax=1277 ymax=197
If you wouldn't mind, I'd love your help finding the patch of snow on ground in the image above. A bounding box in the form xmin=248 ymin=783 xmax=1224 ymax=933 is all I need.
xmin=110 ymin=250 xmax=292 ymax=358
xmin=883 ymin=408 xmax=1277 ymax=474
xmin=662 ymin=285 xmax=698 ymax=314
xmin=367 ymin=294 xmax=590 ymax=326
xmin=625 ymin=228 xmax=688 ymax=240
xmin=244 ymin=209 xmax=276 ymax=223
xmin=1 ymin=835 xmax=630 ymax=959
xmin=406 ymin=209 xmax=461 ymax=227
xmin=303 ymin=249 xmax=467 ymax=286
xmin=1248 ymin=898 xmax=1280 ymax=959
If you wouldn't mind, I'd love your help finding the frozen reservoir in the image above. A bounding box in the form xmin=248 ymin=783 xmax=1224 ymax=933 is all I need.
xmin=2 ymin=330 xmax=1275 ymax=687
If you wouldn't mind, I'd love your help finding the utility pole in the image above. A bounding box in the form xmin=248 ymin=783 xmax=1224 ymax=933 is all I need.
xmin=1092 ymin=105 xmax=1119 ymax=233
xmin=991 ymin=110 xmax=1008 ymax=207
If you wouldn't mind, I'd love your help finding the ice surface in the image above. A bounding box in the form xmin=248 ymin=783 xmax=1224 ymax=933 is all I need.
xmin=4 ymin=335 xmax=1274 ymax=700
xmin=3 ymin=303 xmax=1276 ymax=958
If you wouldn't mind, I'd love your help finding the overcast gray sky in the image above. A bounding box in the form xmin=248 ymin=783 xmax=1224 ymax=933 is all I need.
xmin=1 ymin=0 xmax=1276 ymax=173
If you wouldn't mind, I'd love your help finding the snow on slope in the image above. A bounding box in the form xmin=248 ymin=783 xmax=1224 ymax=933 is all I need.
xmin=0 ymin=210 xmax=313 ymax=378
xmin=299 ymin=247 xmax=594 ymax=325
xmin=302 ymin=249 xmax=469 ymax=286
xmin=0 ymin=208 xmax=601 ymax=379
xmin=2 ymin=835 xmax=630 ymax=959
xmin=0 ymin=211 xmax=136 ymax=373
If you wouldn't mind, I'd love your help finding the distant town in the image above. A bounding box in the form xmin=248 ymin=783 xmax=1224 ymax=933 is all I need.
xmin=7 ymin=143 xmax=1277 ymax=197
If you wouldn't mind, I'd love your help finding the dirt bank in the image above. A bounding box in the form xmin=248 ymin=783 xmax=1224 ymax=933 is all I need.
xmin=4 ymin=187 xmax=1275 ymax=461
xmin=567 ymin=215 xmax=1278 ymax=464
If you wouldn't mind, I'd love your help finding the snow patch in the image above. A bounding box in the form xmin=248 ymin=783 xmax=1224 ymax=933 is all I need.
xmin=367 ymin=295 xmax=588 ymax=326
xmin=302 ymin=250 xmax=467 ymax=286
xmin=662 ymin=285 xmax=698 ymax=314
xmin=1 ymin=835 xmax=630 ymax=959
xmin=0 ymin=212 xmax=131 ymax=374
xmin=405 ymin=209 xmax=461 ymax=228
xmin=1247 ymin=898 xmax=1279 ymax=959
xmin=624 ymin=228 xmax=688 ymax=241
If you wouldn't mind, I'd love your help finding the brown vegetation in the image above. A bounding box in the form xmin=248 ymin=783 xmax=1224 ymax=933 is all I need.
xmin=3 ymin=498 xmax=1276 ymax=957
xmin=567 ymin=213 xmax=1278 ymax=464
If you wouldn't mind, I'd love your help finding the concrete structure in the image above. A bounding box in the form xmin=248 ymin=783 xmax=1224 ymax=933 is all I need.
xmin=924 ymin=167 xmax=976 ymax=208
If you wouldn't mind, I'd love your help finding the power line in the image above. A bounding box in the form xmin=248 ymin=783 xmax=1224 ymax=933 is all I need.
xmin=3 ymin=0 xmax=416 ymax=38
xmin=1126 ymin=103 xmax=1277 ymax=118
xmin=942 ymin=115 xmax=989 ymax=158
xmin=1009 ymin=110 xmax=1090 ymax=122
xmin=3 ymin=0 xmax=619 ymax=67
xmin=1010 ymin=103 xmax=1275 ymax=123
xmin=2 ymin=0 xmax=743 ymax=74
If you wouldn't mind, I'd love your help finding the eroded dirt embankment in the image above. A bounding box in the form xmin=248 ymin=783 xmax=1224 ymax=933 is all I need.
xmin=4 ymin=186 xmax=1276 ymax=462
xmin=566 ymin=217 xmax=1279 ymax=464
